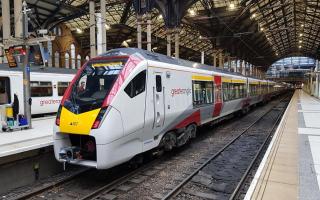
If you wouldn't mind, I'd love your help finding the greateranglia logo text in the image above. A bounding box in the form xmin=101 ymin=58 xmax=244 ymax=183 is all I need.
xmin=171 ymin=88 xmax=192 ymax=97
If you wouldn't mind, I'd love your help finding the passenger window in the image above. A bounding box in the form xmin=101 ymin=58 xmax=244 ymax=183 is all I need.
xmin=57 ymin=82 xmax=70 ymax=96
xmin=0 ymin=77 xmax=11 ymax=104
xmin=156 ymin=75 xmax=162 ymax=92
xmin=31 ymin=81 xmax=53 ymax=97
xmin=124 ymin=70 xmax=146 ymax=98
xmin=192 ymin=81 xmax=214 ymax=106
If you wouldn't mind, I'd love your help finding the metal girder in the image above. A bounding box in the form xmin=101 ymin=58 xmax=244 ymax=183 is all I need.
xmin=155 ymin=0 xmax=197 ymax=28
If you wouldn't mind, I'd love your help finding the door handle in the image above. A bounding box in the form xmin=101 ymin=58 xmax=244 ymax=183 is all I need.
xmin=156 ymin=112 xmax=161 ymax=126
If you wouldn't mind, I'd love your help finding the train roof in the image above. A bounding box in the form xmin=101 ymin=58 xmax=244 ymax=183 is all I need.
xmin=0 ymin=63 xmax=77 ymax=74
xmin=101 ymin=48 xmax=250 ymax=78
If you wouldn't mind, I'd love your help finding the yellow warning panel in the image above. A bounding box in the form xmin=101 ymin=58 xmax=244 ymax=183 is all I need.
xmin=60 ymin=107 xmax=101 ymax=135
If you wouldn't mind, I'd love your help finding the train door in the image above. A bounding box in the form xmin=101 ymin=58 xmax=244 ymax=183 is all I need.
xmin=152 ymin=72 xmax=165 ymax=129
xmin=213 ymin=76 xmax=222 ymax=117
xmin=0 ymin=77 xmax=11 ymax=105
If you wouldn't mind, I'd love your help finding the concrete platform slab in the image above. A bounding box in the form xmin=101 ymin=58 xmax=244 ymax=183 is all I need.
xmin=0 ymin=116 xmax=54 ymax=157
xmin=245 ymin=90 xmax=320 ymax=200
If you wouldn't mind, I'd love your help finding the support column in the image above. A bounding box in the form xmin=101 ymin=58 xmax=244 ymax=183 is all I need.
xmin=242 ymin=60 xmax=246 ymax=75
xmin=218 ymin=50 xmax=224 ymax=68
xmin=101 ymin=0 xmax=107 ymax=52
xmin=47 ymin=41 xmax=52 ymax=67
xmin=175 ymin=30 xmax=179 ymax=59
xmin=89 ymin=0 xmax=96 ymax=57
xmin=227 ymin=56 xmax=231 ymax=71
xmin=238 ymin=60 xmax=242 ymax=73
xmin=96 ymin=13 xmax=102 ymax=54
xmin=213 ymin=50 xmax=217 ymax=67
xmin=147 ymin=13 xmax=152 ymax=51
xmin=316 ymin=73 xmax=318 ymax=97
xmin=0 ymin=48 xmax=3 ymax=63
xmin=137 ymin=15 xmax=142 ymax=49
xmin=201 ymin=51 xmax=204 ymax=64
xmin=167 ymin=31 xmax=171 ymax=56
xmin=239 ymin=60 xmax=243 ymax=74
xmin=2 ymin=0 xmax=10 ymax=63
xmin=14 ymin=0 xmax=23 ymax=38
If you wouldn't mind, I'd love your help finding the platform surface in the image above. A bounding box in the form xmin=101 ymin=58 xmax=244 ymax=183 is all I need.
xmin=245 ymin=90 xmax=320 ymax=200
xmin=0 ymin=116 xmax=54 ymax=158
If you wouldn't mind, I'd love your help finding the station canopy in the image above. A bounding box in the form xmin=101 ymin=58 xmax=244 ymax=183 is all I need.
xmin=2 ymin=0 xmax=320 ymax=69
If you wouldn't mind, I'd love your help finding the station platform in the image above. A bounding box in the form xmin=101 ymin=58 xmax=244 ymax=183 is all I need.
xmin=245 ymin=90 xmax=320 ymax=200
xmin=0 ymin=116 xmax=54 ymax=158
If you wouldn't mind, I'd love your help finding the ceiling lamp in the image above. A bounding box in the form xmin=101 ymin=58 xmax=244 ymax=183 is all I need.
xmin=299 ymin=40 xmax=302 ymax=43
xmin=76 ymin=28 xmax=82 ymax=33
xmin=276 ymin=53 xmax=279 ymax=56
xmin=188 ymin=9 xmax=196 ymax=16
xmin=301 ymin=24 xmax=304 ymax=27
xmin=158 ymin=14 xmax=163 ymax=20
xmin=299 ymin=33 xmax=303 ymax=37
xmin=229 ymin=3 xmax=236 ymax=10
xmin=125 ymin=39 xmax=132 ymax=43
xmin=105 ymin=24 xmax=111 ymax=30
xmin=251 ymin=13 xmax=256 ymax=19
xmin=121 ymin=40 xmax=129 ymax=47
xmin=299 ymin=45 xmax=302 ymax=48
xmin=260 ymin=27 xmax=264 ymax=31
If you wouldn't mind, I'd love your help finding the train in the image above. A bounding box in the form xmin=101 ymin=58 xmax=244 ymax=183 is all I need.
xmin=53 ymin=48 xmax=286 ymax=169
xmin=0 ymin=66 xmax=75 ymax=115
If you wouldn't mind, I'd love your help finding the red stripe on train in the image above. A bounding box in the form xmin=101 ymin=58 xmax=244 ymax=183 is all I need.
xmin=213 ymin=76 xmax=223 ymax=117
xmin=175 ymin=110 xmax=201 ymax=129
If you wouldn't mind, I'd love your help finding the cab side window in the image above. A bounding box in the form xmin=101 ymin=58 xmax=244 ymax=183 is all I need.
xmin=124 ymin=70 xmax=146 ymax=98
xmin=0 ymin=77 xmax=11 ymax=104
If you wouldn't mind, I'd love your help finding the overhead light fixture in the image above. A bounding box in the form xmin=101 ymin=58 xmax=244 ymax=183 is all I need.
xmin=229 ymin=3 xmax=236 ymax=10
xmin=260 ymin=27 xmax=264 ymax=31
xmin=199 ymin=35 xmax=202 ymax=39
xmin=105 ymin=24 xmax=111 ymax=30
xmin=251 ymin=13 xmax=256 ymax=19
xmin=301 ymin=24 xmax=304 ymax=27
xmin=188 ymin=9 xmax=196 ymax=16
xmin=299 ymin=45 xmax=302 ymax=48
xmin=76 ymin=28 xmax=82 ymax=33
xmin=299 ymin=33 xmax=303 ymax=37
xmin=121 ymin=40 xmax=129 ymax=47
xmin=125 ymin=39 xmax=132 ymax=43
xmin=299 ymin=40 xmax=302 ymax=43
xmin=158 ymin=14 xmax=163 ymax=20
xmin=276 ymin=53 xmax=279 ymax=56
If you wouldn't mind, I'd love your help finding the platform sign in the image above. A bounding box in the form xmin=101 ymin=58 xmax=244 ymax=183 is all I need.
xmin=4 ymin=49 xmax=17 ymax=68
xmin=10 ymin=46 xmax=26 ymax=56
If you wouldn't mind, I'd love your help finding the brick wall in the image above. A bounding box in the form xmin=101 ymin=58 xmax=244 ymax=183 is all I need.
xmin=51 ymin=24 xmax=89 ymax=68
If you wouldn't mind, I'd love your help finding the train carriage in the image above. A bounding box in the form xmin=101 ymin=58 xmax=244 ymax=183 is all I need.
xmin=53 ymin=48 xmax=284 ymax=169
xmin=0 ymin=66 xmax=75 ymax=116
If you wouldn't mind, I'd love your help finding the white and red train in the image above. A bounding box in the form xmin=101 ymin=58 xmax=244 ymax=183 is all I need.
xmin=0 ymin=66 xmax=74 ymax=115
xmin=53 ymin=48 xmax=285 ymax=169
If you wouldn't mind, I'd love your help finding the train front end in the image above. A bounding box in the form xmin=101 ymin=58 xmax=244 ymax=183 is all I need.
xmin=53 ymin=51 xmax=141 ymax=169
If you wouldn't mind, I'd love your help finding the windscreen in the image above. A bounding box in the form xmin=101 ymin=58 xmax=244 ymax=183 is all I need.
xmin=64 ymin=59 xmax=127 ymax=114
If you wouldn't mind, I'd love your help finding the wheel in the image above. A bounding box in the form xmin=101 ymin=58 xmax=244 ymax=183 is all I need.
xmin=160 ymin=132 xmax=176 ymax=151
xmin=186 ymin=124 xmax=197 ymax=138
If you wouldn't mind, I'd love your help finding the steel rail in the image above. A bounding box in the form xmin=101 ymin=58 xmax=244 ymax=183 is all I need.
xmin=14 ymin=168 xmax=91 ymax=200
xmin=79 ymin=159 xmax=161 ymax=200
xmin=161 ymin=94 xmax=291 ymax=200
xmin=229 ymin=97 xmax=290 ymax=200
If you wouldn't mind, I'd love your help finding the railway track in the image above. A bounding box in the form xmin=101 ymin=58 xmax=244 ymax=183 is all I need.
xmin=6 ymin=95 xmax=291 ymax=200
xmin=161 ymin=94 xmax=291 ymax=200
